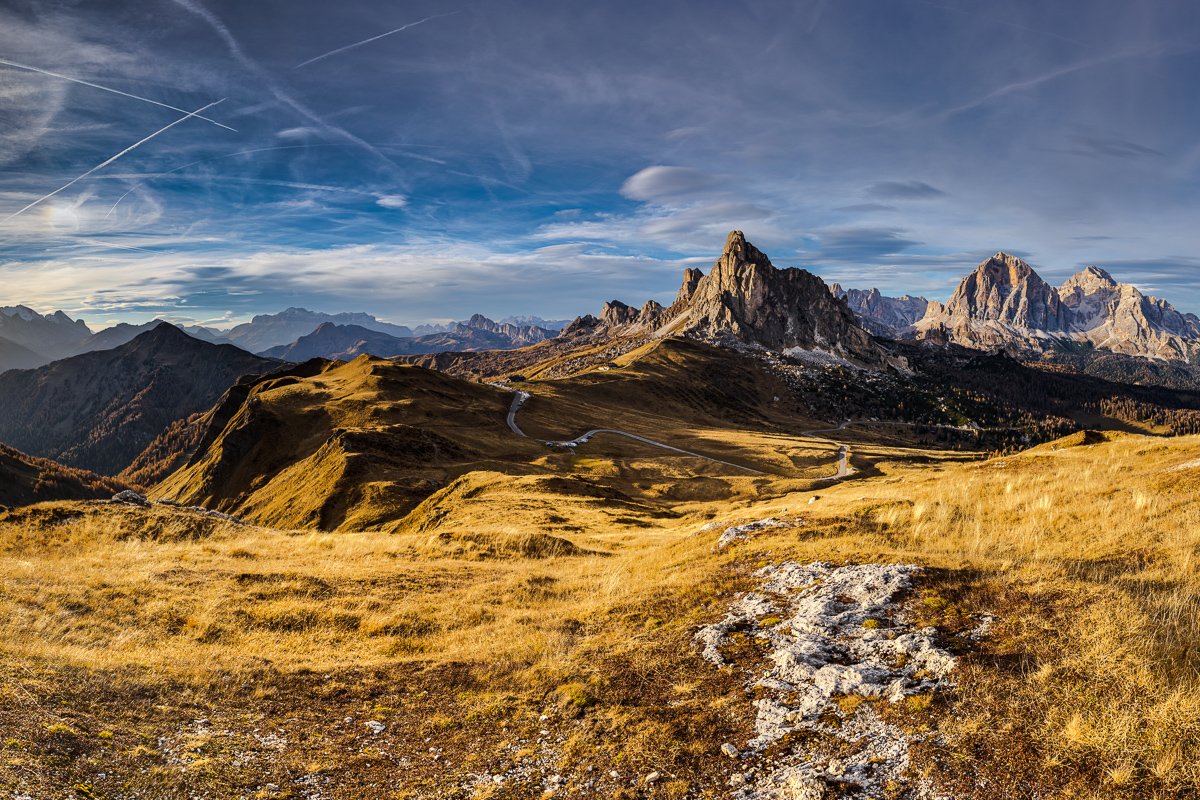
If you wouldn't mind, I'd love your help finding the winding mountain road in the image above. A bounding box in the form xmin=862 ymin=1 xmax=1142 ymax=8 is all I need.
xmin=505 ymin=390 xmax=764 ymax=474
xmin=798 ymin=421 xmax=855 ymax=480
xmin=508 ymin=393 xmax=1003 ymax=483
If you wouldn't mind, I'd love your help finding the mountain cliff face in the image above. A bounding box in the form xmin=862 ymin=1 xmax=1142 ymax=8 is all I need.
xmin=0 ymin=324 xmax=276 ymax=475
xmin=829 ymin=285 xmax=930 ymax=338
xmin=1059 ymin=267 xmax=1200 ymax=361
xmin=916 ymin=253 xmax=1070 ymax=350
xmin=572 ymin=231 xmax=887 ymax=367
xmin=917 ymin=254 xmax=1200 ymax=361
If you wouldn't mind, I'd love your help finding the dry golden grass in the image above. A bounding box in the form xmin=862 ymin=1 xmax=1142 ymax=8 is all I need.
xmin=2 ymin=427 xmax=1199 ymax=797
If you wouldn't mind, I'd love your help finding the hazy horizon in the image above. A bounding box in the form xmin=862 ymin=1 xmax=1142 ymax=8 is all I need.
xmin=3 ymin=0 xmax=1199 ymax=329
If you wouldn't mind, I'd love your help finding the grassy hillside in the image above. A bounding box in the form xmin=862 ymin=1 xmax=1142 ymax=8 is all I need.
xmin=0 ymin=443 xmax=128 ymax=507
xmin=2 ymin=428 xmax=1198 ymax=797
xmin=153 ymin=356 xmax=549 ymax=530
xmin=0 ymin=324 xmax=276 ymax=475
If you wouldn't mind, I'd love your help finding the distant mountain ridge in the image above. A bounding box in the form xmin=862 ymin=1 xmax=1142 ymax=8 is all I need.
xmin=261 ymin=315 xmax=555 ymax=361
xmin=0 ymin=305 xmax=91 ymax=371
xmin=0 ymin=324 xmax=277 ymax=475
xmin=220 ymin=307 xmax=414 ymax=352
xmin=916 ymin=253 xmax=1200 ymax=362
xmin=829 ymin=284 xmax=930 ymax=338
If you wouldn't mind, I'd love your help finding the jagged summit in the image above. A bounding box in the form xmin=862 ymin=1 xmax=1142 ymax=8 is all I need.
xmin=916 ymin=253 xmax=1200 ymax=361
xmin=830 ymin=284 xmax=930 ymax=338
xmin=567 ymin=230 xmax=888 ymax=367
xmin=1062 ymin=265 xmax=1118 ymax=290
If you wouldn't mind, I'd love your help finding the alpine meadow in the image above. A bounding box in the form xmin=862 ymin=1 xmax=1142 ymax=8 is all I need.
xmin=2 ymin=2 xmax=1200 ymax=799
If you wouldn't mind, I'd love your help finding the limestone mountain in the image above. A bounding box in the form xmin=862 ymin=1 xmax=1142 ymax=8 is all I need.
xmin=0 ymin=443 xmax=129 ymax=507
xmin=569 ymin=231 xmax=887 ymax=367
xmin=829 ymin=285 xmax=930 ymax=338
xmin=1059 ymin=266 xmax=1200 ymax=361
xmin=916 ymin=252 xmax=1071 ymax=350
xmin=221 ymin=307 xmax=414 ymax=353
xmin=0 ymin=324 xmax=276 ymax=475
xmin=917 ymin=254 xmax=1200 ymax=361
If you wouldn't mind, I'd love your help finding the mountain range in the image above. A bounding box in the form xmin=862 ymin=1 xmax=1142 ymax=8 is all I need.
xmin=0 ymin=324 xmax=276 ymax=475
xmin=0 ymin=306 xmax=569 ymax=374
xmin=829 ymin=285 xmax=930 ymax=339
xmin=2 ymin=229 xmax=1200 ymax=521
xmin=835 ymin=252 xmax=1200 ymax=364
xmin=260 ymin=314 xmax=555 ymax=361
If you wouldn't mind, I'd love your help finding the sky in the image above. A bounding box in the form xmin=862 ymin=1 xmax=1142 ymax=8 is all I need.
xmin=1 ymin=0 xmax=1199 ymax=329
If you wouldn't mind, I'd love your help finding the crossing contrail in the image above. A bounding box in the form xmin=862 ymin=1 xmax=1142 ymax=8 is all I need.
xmin=0 ymin=57 xmax=237 ymax=132
xmin=169 ymin=0 xmax=408 ymax=182
xmin=295 ymin=12 xmax=460 ymax=68
xmin=3 ymin=99 xmax=224 ymax=223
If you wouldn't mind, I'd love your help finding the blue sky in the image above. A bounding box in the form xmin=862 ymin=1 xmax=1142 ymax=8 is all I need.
xmin=1 ymin=0 xmax=1198 ymax=328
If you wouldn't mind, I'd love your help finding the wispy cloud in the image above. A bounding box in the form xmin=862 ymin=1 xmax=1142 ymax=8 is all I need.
xmin=866 ymin=181 xmax=946 ymax=200
xmin=294 ymin=12 xmax=461 ymax=69
xmin=166 ymin=0 xmax=408 ymax=181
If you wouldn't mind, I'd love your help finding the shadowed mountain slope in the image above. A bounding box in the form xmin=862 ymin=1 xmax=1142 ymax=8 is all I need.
xmin=0 ymin=324 xmax=276 ymax=475
xmin=0 ymin=444 xmax=129 ymax=507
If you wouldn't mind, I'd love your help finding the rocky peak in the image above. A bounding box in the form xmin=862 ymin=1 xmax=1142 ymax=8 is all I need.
xmin=561 ymin=231 xmax=888 ymax=367
xmin=832 ymin=284 xmax=930 ymax=339
xmin=599 ymin=301 xmax=638 ymax=328
xmin=675 ymin=268 xmax=704 ymax=306
xmin=672 ymin=231 xmax=885 ymax=364
xmin=944 ymin=252 xmax=1069 ymax=332
xmin=917 ymin=253 xmax=1200 ymax=362
xmin=1061 ymin=266 xmax=1118 ymax=293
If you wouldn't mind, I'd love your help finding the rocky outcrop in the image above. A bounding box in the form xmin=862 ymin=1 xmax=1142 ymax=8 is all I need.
xmin=1059 ymin=267 xmax=1200 ymax=361
xmin=675 ymin=268 xmax=704 ymax=306
xmin=564 ymin=231 xmax=888 ymax=367
xmin=461 ymin=314 xmax=554 ymax=347
xmin=916 ymin=254 xmax=1200 ymax=361
xmin=671 ymin=232 xmax=882 ymax=362
xmin=830 ymin=284 xmax=930 ymax=338
xmin=916 ymin=252 xmax=1070 ymax=351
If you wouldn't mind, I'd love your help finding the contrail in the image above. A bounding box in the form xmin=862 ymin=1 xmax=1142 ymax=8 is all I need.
xmin=0 ymin=57 xmax=237 ymax=132
xmin=3 ymin=99 xmax=224 ymax=223
xmin=295 ymin=12 xmax=460 ymax=68
xmin=169 ymin=0 xmax=407 ymax=182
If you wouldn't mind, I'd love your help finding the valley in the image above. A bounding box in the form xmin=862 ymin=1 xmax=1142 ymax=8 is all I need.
xmin=1 ymin=232 xmax=1198 ymax=799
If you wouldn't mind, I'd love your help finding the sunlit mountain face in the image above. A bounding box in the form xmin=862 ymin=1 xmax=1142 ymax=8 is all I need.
xmin=2 ymin=0 xmax=1199 ymax=330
